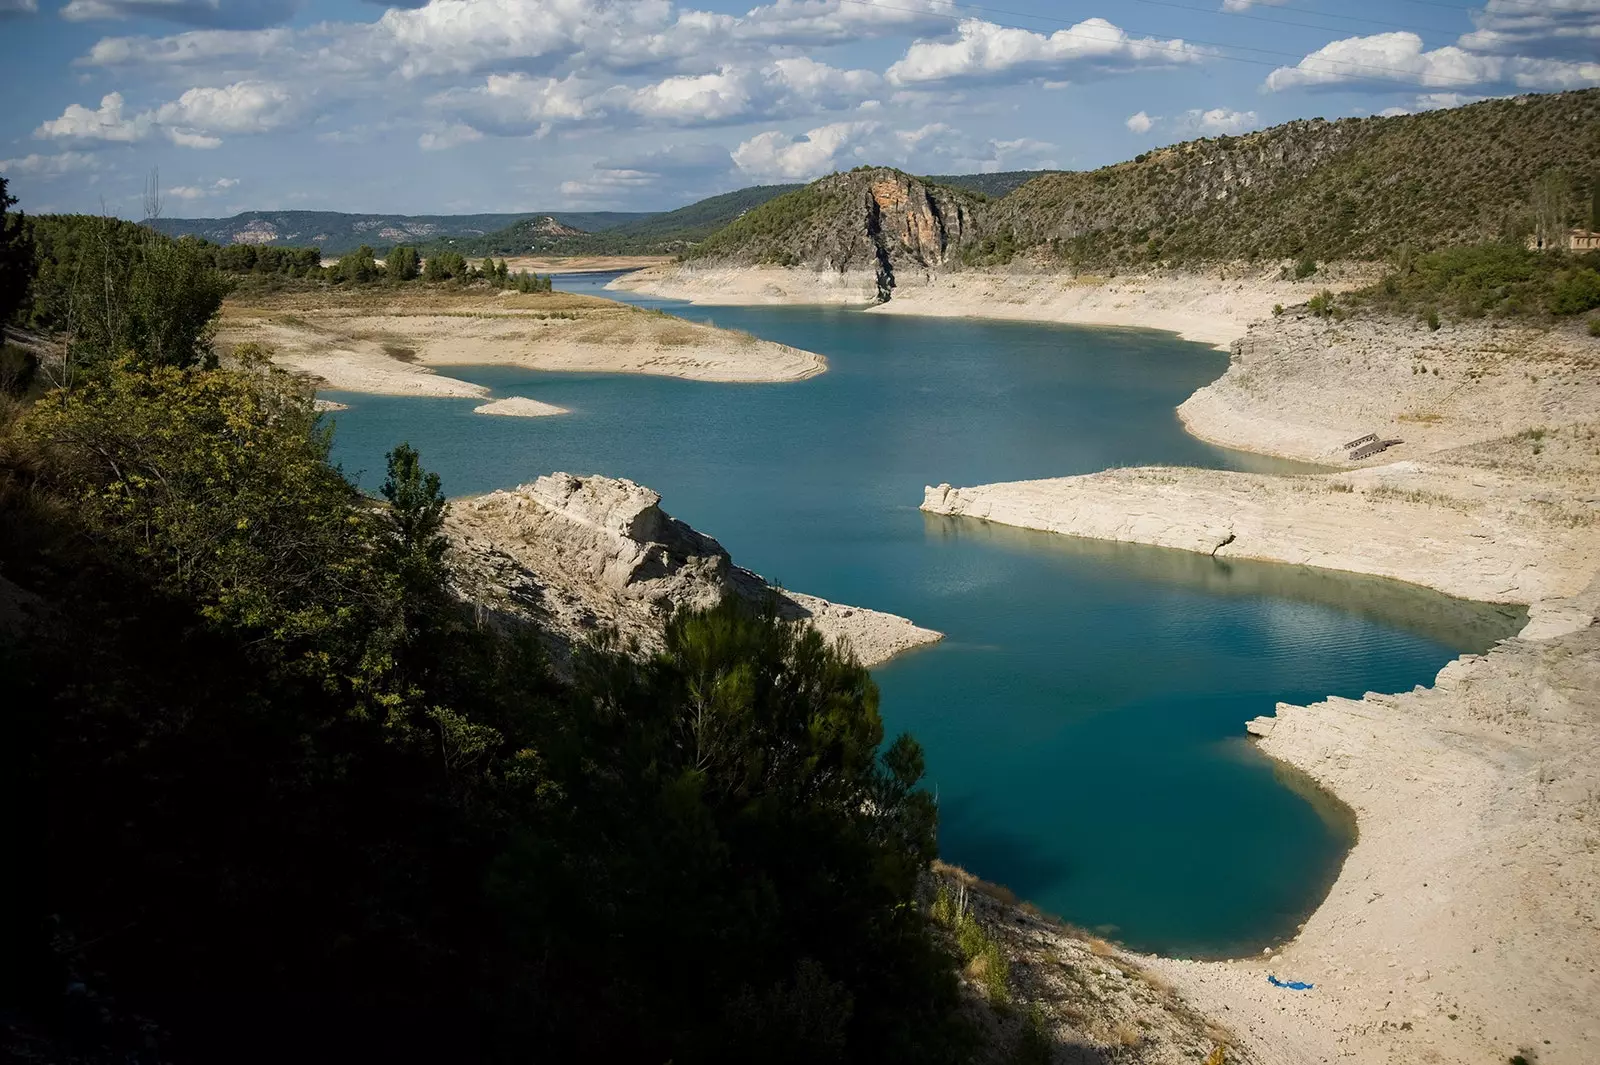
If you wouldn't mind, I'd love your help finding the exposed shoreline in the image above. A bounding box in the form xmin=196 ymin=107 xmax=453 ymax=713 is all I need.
xmin=614 ymin=259 xmax=1600 ymax=1062
xmin=609 ymin=263 xmax=1375 ymax=349
xmin=217 ymin=286 xmax=827 ymax=401
xmin=910 ymin=292 xmax=1598 ymax=1061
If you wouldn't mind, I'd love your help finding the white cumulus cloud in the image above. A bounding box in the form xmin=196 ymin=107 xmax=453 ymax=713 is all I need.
xmin=35 ymin=92 xmax=152 ymax=142
xmin=1125 ymin=110 xmax=1154 ymax=134
xmin=36 ymin=82 xmax=299 ymax=149
xmin=1264 ymin=30 xmax=1600 ymax=92
xmin=731 ymin=120 xmax=882 ymax=180
xmin=154 ymin=80 xmax=297 ymax=133
xmin=886 ymin=17 xmax=1204 ymax=86
xmin=1184 ymin=107 xmax=1258 ymax=134
xmin=732 ymin=119 xmax=1057 ymax=181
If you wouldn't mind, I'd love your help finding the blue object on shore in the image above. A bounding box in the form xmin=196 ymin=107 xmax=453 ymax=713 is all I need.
xmin=1268 ymin=976 xmax=1314 ymax=991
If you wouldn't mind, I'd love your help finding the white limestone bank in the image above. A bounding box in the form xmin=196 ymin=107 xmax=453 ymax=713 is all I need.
xmin=611 ymin=264 xmax=1371 ymax=350
xmin=448 ymin=473 xmax=940 ymax=668
xmin=1180 ymin=312 xmax=1600 ymax=464
xmin=1144 ymin=579 xmax=1600 ymax=1065
xmin=922 ymin=463 xmax=1598 ymax=606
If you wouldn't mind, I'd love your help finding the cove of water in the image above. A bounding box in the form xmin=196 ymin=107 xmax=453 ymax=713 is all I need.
xmin=319 ymin=272 xmax=1523 ymax=957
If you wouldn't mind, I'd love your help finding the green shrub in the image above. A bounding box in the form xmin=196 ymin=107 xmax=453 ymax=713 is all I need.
xmin=1294 ymin=256 xmax=1318 ymax=279
xmin=1548 ymin=267 xmax=1600 ymax=315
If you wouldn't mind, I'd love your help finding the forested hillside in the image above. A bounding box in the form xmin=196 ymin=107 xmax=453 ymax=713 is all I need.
xmin=686 ymin=90 xmax=1600 ymax=271
xmin=0 ymin=179 xmax=980 ymax=1064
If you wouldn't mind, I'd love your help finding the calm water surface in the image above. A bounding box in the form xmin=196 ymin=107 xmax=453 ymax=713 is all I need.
xmin=320 ymin=272 xmax=1522 ymax=956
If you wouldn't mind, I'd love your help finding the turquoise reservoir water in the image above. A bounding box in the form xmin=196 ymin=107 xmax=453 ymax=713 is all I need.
xmin=320 ymin=275 xmax=1522 ymax=957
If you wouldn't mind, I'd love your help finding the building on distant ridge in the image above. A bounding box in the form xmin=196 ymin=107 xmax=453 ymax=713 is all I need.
xmin=1529 ymin=229 xmax=1600 ymax=252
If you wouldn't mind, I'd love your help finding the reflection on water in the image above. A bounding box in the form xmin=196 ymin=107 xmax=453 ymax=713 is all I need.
xmin=923 ymin=513 xmax=1527 ymax=652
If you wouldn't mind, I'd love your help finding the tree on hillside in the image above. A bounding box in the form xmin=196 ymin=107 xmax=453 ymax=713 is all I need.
xmin=388 ymin=245 xmax=420 ymax=282
xmin=1531 ymin=170 xmax=1570 ymax=251
xmin=0 ymin=176 xmax=34 ymax=345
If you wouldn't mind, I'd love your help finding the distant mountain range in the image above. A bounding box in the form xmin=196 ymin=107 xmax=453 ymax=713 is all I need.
xmin=147 ymin=210 xmax=650 ymax=255
xmin=142 ymin=171 xmax=1061 ymax=257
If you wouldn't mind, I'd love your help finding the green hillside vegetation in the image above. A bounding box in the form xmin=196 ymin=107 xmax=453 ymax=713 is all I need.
xmin=922 ymin=170 xmax=1061 ymax=199
xmin=685 ymin=90 xmax=1600 ymax=272
xmin=1 ymin=184 xmax=976 ymax=1063
xmin=1347 ymin=243 xmax=1600 ymax=323
xmin=687 ymin=181 xmax=854 ymax=265
xmin=1001 ymin=90 xmax=1600 ymax=265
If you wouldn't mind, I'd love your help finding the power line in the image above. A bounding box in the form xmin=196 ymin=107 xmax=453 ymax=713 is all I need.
xmin=838 ymin=0 xmax=1498 ymax=87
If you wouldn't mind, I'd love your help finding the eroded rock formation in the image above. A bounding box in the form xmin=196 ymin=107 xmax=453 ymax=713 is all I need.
xmin=447 ymin=473 xmax=941 ymax=667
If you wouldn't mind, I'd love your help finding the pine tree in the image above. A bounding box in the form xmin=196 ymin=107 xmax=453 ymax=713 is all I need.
xmin=0 ymin=176 xmax=36 ymax=345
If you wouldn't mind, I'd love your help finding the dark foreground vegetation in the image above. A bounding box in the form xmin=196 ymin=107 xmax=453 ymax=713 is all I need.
xmin=0 ymin=177 xmax=974 ymax=1063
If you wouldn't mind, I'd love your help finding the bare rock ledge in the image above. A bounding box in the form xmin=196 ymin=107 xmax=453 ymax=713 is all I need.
xmin=448 ymin=473 xmax=941 ymax=667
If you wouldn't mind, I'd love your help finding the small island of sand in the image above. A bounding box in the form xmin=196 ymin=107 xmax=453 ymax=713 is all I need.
xmin=473 ymin=396 xmax=569 ymax=418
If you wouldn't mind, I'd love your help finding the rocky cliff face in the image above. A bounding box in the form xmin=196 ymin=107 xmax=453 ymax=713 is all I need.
xmin=688 ymin=168 xmax=986 ymax=301
xmin=447 ymin=473 xmax=941 ymax=666
xmin=861 ymin=172 xmax=977 ymax=299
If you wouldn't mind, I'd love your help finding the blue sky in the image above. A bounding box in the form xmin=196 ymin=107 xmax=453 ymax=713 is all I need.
xmin=2 ymin=0 xmax=1596 ymax=217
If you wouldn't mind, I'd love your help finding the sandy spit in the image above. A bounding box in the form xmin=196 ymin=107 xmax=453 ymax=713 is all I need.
xmin=922 ymin=462 xmax=1598 ymax=607
xmin=217 ymin=287 xmax=826 ymax=396
xmin=611 ymin=264 xmax=1375 ymax=350
xmin=473 ymin=396 xmax=568 ymax=417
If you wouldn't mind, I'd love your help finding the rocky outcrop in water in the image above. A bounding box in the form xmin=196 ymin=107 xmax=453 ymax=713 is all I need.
xmin=447 ymin=473 xmax=941 ymax=666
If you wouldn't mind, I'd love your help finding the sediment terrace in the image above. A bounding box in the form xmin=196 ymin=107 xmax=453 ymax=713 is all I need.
xmin=217 ymin=286 xmax=826 ymax=401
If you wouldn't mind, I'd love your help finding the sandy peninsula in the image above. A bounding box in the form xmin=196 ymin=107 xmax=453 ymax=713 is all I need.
xmin=610 ymin=263 xmax=1375 ymax=350
xmin=217 ymin=285 xmax=825 ymax=398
